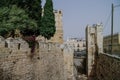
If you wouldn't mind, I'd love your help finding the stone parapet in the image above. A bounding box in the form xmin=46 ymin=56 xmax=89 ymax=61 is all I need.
xmin=96 ymin=53 xmax=120 ymax=80
xmin=0 ymin=41 xmax=65 ymax=80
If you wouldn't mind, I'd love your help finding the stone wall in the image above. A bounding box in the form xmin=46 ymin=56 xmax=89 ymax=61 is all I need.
xmin=0 ymin=48 xmax=31 ymax=80
xmin=96 ymin=53 xmax=120 ymax=80
xmin=38 ymin=42 xmax=64 ymax=80
xmin=86 ymin=24 xmax=103 ymax=78
xmin=0 ymin=40 xmax=64 ymax=80
xmin=63 ymin=45 xmax=75 ymax=80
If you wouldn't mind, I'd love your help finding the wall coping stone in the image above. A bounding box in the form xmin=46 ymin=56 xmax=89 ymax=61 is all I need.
xmin=101 ymin=53 xmax=120 ymax=60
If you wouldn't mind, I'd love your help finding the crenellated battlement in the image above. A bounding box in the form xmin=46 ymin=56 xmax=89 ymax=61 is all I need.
xmin=0 ymin=36 xmax=75 ymax=80
xmin=0 ymin=36 xmax=30 ymax=51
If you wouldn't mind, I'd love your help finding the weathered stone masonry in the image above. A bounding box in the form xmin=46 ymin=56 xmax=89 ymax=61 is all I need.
xmin=96 ymin=53 xmax=120 ymax=80
xmin=0 ymin=37 xmax=65 ymax=80
xmin=86 ymin=24 xmax=103 ymax=78
xmin=86 ymin=24 xmax=120 ymax=80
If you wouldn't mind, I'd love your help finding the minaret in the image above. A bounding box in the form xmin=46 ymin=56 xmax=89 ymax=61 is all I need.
xmin=48 ymin=10 xmax=63 ymax=44
xmin=37 ymin=10 xmax=64 ymax=44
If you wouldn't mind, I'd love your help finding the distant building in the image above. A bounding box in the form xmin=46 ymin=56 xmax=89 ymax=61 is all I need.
xmin=64 ymin=38 xmax=86 ymax=52
xmin=64 ymin=38 xmax=86 ymax=77
xmin=37 ymin=10 xmax=63 ymax=44
xmin=103 ymin=33 xmax=120 ymax=55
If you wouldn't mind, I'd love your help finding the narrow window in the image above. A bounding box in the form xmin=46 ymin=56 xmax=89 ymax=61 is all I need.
xmin=18 ymin=43 xmax=20 ymax=50
xmin=5 ymin=41 xmax=8 ymax=48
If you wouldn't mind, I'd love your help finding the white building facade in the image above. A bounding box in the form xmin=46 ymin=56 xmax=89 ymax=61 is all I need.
xmin=64 ymin=38 xmax=86 ymax=51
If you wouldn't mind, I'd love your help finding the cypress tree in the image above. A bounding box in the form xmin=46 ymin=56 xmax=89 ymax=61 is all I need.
xmin=41 ymin=0 xmax=56 ymax=40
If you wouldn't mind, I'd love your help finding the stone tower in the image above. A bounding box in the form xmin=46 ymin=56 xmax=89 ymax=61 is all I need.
xmin=48 ymin=10 xmax=63 ymax=44
xmin=86 ymin=24 xmax=103 ymax=78
xmin=37 ymin=10 xmax=63 ymax=44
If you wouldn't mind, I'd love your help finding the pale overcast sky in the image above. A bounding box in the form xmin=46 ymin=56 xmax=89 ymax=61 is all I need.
xmin=42 ymin=0 xmax=120 ymax=40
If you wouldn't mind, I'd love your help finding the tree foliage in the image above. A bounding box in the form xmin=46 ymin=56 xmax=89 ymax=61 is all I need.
xmin=0 ymin=7 xmax=11 ymax=37
xmin=17 ymin=0 xmax=42 ymax=31
xmin=0 ymin=0 xmax=42 ymax=36
xmin=0 ymin=0 xmax=42 ymax=20
xmin=41 ymin=0 xmax=56 ymax=40
xmin=0 ymin=5 xmax=37 ymax=38
xmin=0 ymin=0 xmax=56 ymax=40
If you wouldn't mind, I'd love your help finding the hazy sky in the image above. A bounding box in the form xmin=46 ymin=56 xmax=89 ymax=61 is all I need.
xmin=42 ymin=0 xmax=120 ymax=40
